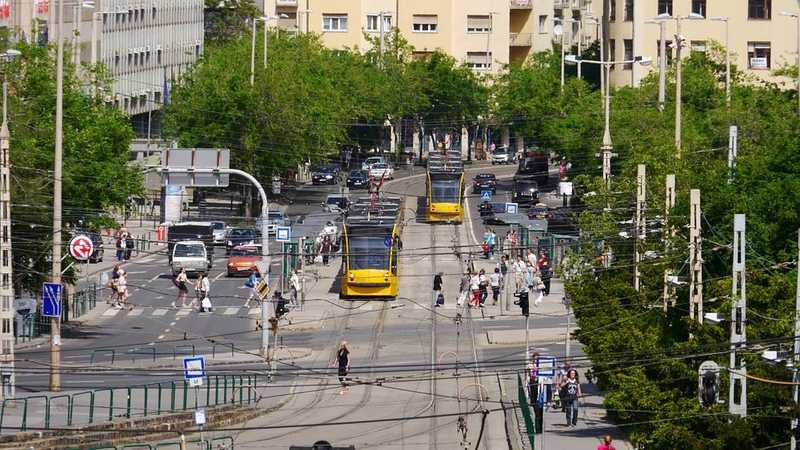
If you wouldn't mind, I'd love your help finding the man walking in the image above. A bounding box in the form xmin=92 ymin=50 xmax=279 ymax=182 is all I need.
xmin=538 ymin=250 xmax=552 ymax=296
xmin=490 ymin=268 xmax=502 ymax=306
xmin=432 ymin=272 xmax=443 ymax=307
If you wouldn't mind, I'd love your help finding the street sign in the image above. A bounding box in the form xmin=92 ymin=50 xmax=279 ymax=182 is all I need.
xmin=480 ymin=190 xmax=492 ymax=201
xmin=194 ymin=408 xmax=206 ymax=425
xmin=183 ymin=356 xmax=206 ymax=380
xmin=536 ymin=356 xmax=556 ymax=378
xmin=256 ymin=279 xmax=270 ymax=299
xmin=69 ymin=234 xmax=94 ymax=261
xmin=383 ymin=235 xmax=392 ymax=248
xmin=275 ymin=226 xmax=291 ymax=243
xmin=41 ymin=282 xmax=62 ymax=318
xmin=160 ymin=148 xmax=230 ymax=187
xmin=505 ymin=202 xmax=518 ymax=214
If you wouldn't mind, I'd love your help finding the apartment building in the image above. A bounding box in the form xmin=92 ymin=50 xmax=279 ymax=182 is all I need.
xmin=596 ymin=0 xmax=800 ymax=87
xmin=262 ymin=0 xmax=578 ymax=72
xmin=1 ymin=0 xmax=204 ymax=122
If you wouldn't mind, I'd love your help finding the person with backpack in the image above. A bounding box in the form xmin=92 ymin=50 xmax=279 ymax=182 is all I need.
xmin=243 ymin=270 xmax=261 ymax=308
xmin=560 ymin=369 xmax=582 ymax=427
xmin=432 ymin=272 xmax=443 ymax=307
xmin=537 ymin=250 xmax=552 ymax=295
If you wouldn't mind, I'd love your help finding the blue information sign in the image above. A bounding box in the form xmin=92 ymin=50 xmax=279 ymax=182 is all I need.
xmin=480 ymin=190 xmax=493 ymax=201
xmin=275 ymin=226 xmax=291 ymax=243
xmin=42 ymin=282 xmax=62 ymax=318
xmin=183 ymin=356 xmax=206 ymax=380
xmin=383 ymin=235 xmax=393 ymax=248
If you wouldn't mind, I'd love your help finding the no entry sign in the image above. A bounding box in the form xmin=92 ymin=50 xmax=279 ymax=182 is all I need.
xmin=69 ymin=235 xmax=94 ymax=261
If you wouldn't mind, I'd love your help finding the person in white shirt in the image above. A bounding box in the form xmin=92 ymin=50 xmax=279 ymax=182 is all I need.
xmin=489 ymin=268 xmax=502 ymax=305
xmin=469 ymin=272 xmax=481 ymax=307
xmin=513 ymin=256 xmax=526 ymax=292
xmin=289 ymin=270 xmax=301 ymax=306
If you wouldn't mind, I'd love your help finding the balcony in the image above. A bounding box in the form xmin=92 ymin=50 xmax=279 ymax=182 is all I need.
xmin=509 ymin=32 xmax=533 ymax=47
xmin=554 ymin=0 xmax=568 ymax=8
xmin=276 ymin=0 xmax=297 ymax=6
xmin=510 ymin=0 xmax=533 ymax=10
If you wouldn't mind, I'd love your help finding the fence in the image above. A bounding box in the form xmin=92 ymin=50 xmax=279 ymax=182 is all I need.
xmin=517 ymin=373 xmax=536 ymax=448
xmin=71 ymin=435 xmax=235 ymax=450
xmin=0 ymin=375 xmax=261 ymax=433
xmin=16 ymin=282 xmax=99 ymax=343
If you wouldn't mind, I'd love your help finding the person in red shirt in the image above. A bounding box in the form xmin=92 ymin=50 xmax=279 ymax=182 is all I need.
xmin=597 ymin=435 xmax=615 ymax=450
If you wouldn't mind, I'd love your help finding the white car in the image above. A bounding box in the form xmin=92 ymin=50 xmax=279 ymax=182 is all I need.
xmin=368 ymin=163 xmax=394 ymax=180
xmin=361 ymin=156 xmax=386 ymax=171
xmin=491 ymin=146 xmax=512 ymax=165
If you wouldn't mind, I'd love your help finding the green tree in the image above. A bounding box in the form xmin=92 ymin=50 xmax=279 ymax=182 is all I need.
xmin=204 ymin=0 xmax=260 ymax=43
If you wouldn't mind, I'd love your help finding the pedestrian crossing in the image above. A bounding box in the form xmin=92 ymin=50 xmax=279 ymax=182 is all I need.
xmin=100 ymin=305 xmax=258 ymax=319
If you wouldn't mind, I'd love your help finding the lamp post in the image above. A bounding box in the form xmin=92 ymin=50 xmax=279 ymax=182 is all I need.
xmin=554 ymin=17 xmax=578 ymax=89
xmin=710 ymin=16 xmax=731 ymax=107
xmin=584 ymin=16 xmax=602 ymax=95
xmin=781 ymin=11 xmax=800 ymax=116
xmin=250 ymin=15 xmax=287 ymax=86
xmin=645 ymin=14 xmax=669 ymax=110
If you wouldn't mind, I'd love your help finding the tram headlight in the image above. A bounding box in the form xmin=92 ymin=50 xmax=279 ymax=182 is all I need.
xmin=430 ymin=205 xmax=436 ymax=212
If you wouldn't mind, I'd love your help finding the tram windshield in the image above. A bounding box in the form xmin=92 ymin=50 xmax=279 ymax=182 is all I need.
xmin=347 ymin=225 xmax=393 ymax=270
xmin=430 ymin=176 xmax=461 ymax=203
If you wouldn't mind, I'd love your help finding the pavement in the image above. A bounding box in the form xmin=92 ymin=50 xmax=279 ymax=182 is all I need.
xmin=7 ymin=161 xmax=631 ymax=449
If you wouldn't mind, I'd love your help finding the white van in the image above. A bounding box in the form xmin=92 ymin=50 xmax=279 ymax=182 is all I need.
xmin=171 ymin=241 xmax=208 ymax=276
xmin=361 ymin=156 xmax=386 ymax=171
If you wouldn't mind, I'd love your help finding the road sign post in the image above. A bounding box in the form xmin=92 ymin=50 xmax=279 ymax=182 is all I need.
xmin=505 ymin=202 xmax=519 ymax=214
xmin=42 ymin=282 xmax=63 ymax=319
xmin=275 ymin=226 xmax=291 ymax=243
xmin=480 ymin=190 xmax=493 ymax=202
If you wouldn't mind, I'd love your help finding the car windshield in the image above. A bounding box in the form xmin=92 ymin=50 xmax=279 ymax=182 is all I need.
xmin=174 ymin=244 xmax=205 ymax=258
xmin=347 ymin=227 xmax=392 ymax=270
xmin=476 ymin=174 xmax=494 ymax=181
xmin=211 ymin=222 xmax=225 ymax=230
xmin=327 ymin=197 xmax=345 ymax=205
xmin=431 ymin=180 xmax=460 ymax=203
xmin=350 ymin=170 xmax=363 ymax=177
xmin=230 ymin=229 xmax=256 ymax=238
xmin=372 ymin=164 xmax=387 ymax=169
xmin=268 ymin=212 xmax=283 ymax=220
xmin=231 ymin=247 xmax=260 ymax=256
xmin=495 ymin=148 xmax=509 ymax=155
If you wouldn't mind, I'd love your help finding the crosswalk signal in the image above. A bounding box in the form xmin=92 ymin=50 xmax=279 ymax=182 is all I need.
xmin=698 ymin=360 xmax=720 ymax=408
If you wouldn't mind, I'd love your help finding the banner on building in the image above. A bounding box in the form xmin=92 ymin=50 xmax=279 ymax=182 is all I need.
xmin=34 ymin=0 xmax=49 ymax=18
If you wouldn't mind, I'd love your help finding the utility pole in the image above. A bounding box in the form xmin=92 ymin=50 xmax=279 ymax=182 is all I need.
xmin=657 ymin=21 xmax=666 ymax=110
xmin=729 ymin=214 xmax=747 ymax=417
xmin=379 ymin=11 xmax=385 ymax=66
xmin=50 ymin=0 xmax=65 ymax=393
xmin=792 ymin=229 xmax=800 ymax=450
xmin=576 ymin=18 xmax=583 ymax=79
xmin=674 ymin=19 xmax=684 ymax=157
xmin=634 ymin=164 xmax=646 ymax=292
xmin=250 ymin=18 xmax=257 ymax=86
xmin=688 ymin=189 xmax=703 ymax=323
xmin=0 ymin=77 xmax=14 ymax=399
xmin=728 ymin=125 xmax=738 ymax=183
xmin=662 ymin=174 xmax=676 ymax=311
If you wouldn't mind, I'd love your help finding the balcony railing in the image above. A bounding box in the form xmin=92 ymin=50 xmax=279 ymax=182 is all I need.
xmin=510 ymin=0 xmax=533 ymax=9
xmin=276 ymin=0 xmax=298 ymax=6
xmin=509 ymin=32 xmax=533 ymax=47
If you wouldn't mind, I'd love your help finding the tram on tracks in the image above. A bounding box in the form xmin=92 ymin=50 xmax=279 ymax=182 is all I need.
xmin=426 ymin=150 xmax=464 ymax=224
xmin=340 ymin=197 xmax=404 ymax=299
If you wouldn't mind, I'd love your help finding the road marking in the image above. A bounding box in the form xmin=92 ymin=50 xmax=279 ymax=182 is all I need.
xmin=213 ymin=272 xmax=225 ymax=281
xmin=128 ymin=309 xmax=143 ymax=317
xmin=176 ymin=309 xmax=191 ymax=317
xmin=164 ymin=328 xmax=170 ymax=333
xmin=102 ymin=308 xmax=120 ymax=317
xmin=157 ymin=334 xmax=165 ymax=340
xmin=249 ymin=308 xmax=261 ymax=315
xmin=152 ymin=308 xmax=167 ymax=316
xmin=155 ymin=296 xmax=164 ymax=300
xmin=149 ymin=273 xmax=164 ymax=282
xmin=223 ymin=307 xmax=239 ymax=315
xmin=170 ymin=321 xmax=176 ymax=326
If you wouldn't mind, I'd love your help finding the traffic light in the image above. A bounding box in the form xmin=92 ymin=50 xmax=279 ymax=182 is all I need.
xmin=514 ymin=291 xmax=529 ymax=317
xmin=698 ymin=361 xmax=720 ymax=408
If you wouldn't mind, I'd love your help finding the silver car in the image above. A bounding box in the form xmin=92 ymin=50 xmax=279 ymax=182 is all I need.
xmin=211 ymin=221 xmax=227 ymax=245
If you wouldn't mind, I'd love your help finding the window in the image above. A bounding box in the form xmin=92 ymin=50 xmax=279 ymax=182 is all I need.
xmin=657 ymin=40 xmax=673 ymax=66
xmin=624 ymin=0 xmax=633 ymax=21
xmin=322 ymin=14 xmax=348 ymax=32
xmin=538 ymin=15 xmax=548 ymax=33
xmin=690 ymin=40 xmax=706 ymax=53
xmin=748 ymin=0 xmax=771 ymax=20
xmin=1 ymin=297 xmax=9 ymax=313
xmin=466 ymin=51 xmax=492 ymax=70
xmin=365 ymin=14 xmax=392 ymax=32
xmin=623 ymin=39 xmax=633 ymax=69
xmin=466 ymin=15 xmax=491 ymax=33
xmin=412 ymin=14 xmax=438 ymax=32
xmin=609 ymin=39 xmax=616 ymax=70
xmin=692 ymin=0 xmax=706 ymax=17
xmin=610 ymin=0 xmax=616 ymax=21
xmin=412 ymin=51 xmax=433 ymax=60
xmin=658 ymin=0 xmax=673 ymax=16
xmin=747 ymin=41 xmax=771 ymax=69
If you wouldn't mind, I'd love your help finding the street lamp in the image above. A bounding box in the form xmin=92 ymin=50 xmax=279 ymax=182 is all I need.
xmin=645 ymin=13 xmax=671 ymax=111
xmin=584 ymin=15 xmax=602 ymax=94
xmin=250 ymin=14 xmax=289 ymax=86
xmin=781 ymin=11 xmax=800 ymax=116
xmin=710 ymin=16 xmax=731 ymax=107
xmin=554 ymin=17 xmax=578 ymax=89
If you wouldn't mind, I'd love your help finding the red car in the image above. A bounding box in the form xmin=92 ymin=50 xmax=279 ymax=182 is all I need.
xmin=226 ymin=245 xmax=262 ymax=277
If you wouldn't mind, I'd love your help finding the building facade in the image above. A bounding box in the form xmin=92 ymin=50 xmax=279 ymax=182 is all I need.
xmin=595 ymin=0 xmax=800 ymax=87
xmin=262 ymin=0 xmax=592 ymax=72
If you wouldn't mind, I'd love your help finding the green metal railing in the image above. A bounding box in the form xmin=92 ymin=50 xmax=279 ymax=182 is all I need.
xmin=73 ymin=435 xmax=234 ymax=450
xmin=517 ymin=373 xmax=536 ymax=449
xmin=0 ymin=375 xmax=259 ymax=433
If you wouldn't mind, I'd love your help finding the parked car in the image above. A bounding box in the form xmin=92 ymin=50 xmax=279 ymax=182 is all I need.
xmin=472 ymin=173 xmax=497 ymax=194
xmin=312 ymin=166 xmax=339 ymax=185
xmin=226 ymin=245 xmax=262 ymax=277
xmin=368 ymin=163 xmax=394 ymax=180
xmin=225 ymin=228 xmax=259 ymax=254
xmin=491 ymin=146 xmax=512 ymax=165
xmin=347 ymin=170 xmax=369 ymax=189
xmin=211 ymin=221 xmax=227 ymax=245
xmin=361 ymin=156 xmax=386 ymax=171
xmin=171 ymin=241 xmax=208 ymax=277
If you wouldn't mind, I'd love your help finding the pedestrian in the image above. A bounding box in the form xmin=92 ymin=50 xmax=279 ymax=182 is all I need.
xmin=498 ymin=254 xmax=509 ymax=278
xmin=321 ymin=235 xmax=332 ymax=266
xmin=125 ymin=234 xmax=135 ymax=260
xmin=513 ymin=285 xmax=529 ymax=317
xmin=114 ymin=269 xmax=128 ymax=309
xmin=432 ymin=272 xmax=443 ymax=306
xmin=289 ymin=270 xmax=301 ymax=307
xmin=478 ymin=269 xmax=488 ymax=307
xmin=508 ymin=229 xmax=519 ymax=258
xmin=597 ymin=436 xmax=616 ymax=450
xmin=458 ymin=272 xmax=470 ymax=306
xmin=196 ymin=274 xmax=211 ymax=312
xmin=107 ymin=264 xmax=122 ymax=304
xmin=538 ymin=250 xmax=552 ymax=296
xmin=531 ymin=270 xmax=544 ymax=306
xmin=502 ymin=231 xmax=512 ymax=257
xmin=560 ymin=369 xmax=582 ymax=427
xmin=336 ymin=341 xmax=351 ymax=394
xmin=243 ymin=270 xmax=261 ymax=308
xmin=490 ymin=268 xmax=502 ymax=306
xmin=115 ymin=233 xmax=126 ymax=261
xmin=558 ymin=361 xmax=572 ymax=412
xmin=469 ymin=272 xmax=481 ymax=308
xmin=487 ymin=228 xmax=497 ymax=258
xmin=513 ymin=256 xmax=526 ymax=292
xmin=526 ymin=248 xmax=537 ymax=268
xmin=274 ymin=291 xmax=288 ymax=320
xmin=172 ymin=268 xmax=189 ymax=308
xmin=528 ymin=356 xmax=544 ymax=434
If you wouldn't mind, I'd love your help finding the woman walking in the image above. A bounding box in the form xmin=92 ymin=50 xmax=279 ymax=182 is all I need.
xmin=196 ymin=274 xmax=211 ymax=312
xmin=560 ymin=369 xmax=582 ymax=427
xmin=469 ymin=272 xmax=481 ymax=308
xmin=336 ymin=341 xmax=351 ymax=394
xmin=114 ymin=270 xmax=129 ymax=309
xmin=478 ymin=269 xmax=488 ymax=307
xmin=172 ymin=268 xmax=189 ymax=308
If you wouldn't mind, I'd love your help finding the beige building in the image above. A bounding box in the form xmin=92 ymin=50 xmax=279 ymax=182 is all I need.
xmin=594 ymin=0 xmax=800 ymax=87
xmin=262 ymin=0 xmax=592 ymax=72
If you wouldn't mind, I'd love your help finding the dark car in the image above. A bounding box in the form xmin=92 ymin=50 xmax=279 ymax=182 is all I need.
xmin=472 ymin=173 xmax=497 ymax=194
xmin=346 ymin=170 xmax=368 ymax=189
xmin=312 ymin=166 xmax=339 ymax=185
xmin=225 ymin=228 xmax=260 ymax=254
xmin=512 ymin=175 xmax=539 ymax=204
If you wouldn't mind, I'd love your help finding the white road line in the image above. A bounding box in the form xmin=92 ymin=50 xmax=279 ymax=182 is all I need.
xmin=157 ymin=334 xmax=165 ymax=340
xmin=170 ymin=321 xmax=176 ymax=326
xmin=152 ymin=308 xmax=167 ymax=316
xmin=102 ymin=308 xmax=120 ymax=317
xmin=176 ymin=309 xmax=191 ymax=317
xmin=248 ymin=308 xmax=261 ymax=315
xmin=125 ymin=271 xmax=146 ymax=275
xmin=155 ymin=296 xmax=164 ymax=300
xmin=128 ymin=309 xmax=143 ymax=317
xmin=213 ymin=272 xmax=225 ymax=281
xmin=223 ymin=307 xmax=238 ymax=315
xmin=149 ymin=273 xmax=164 ymax=283
xmin=164 ymin=328 xmax=171 ymax=333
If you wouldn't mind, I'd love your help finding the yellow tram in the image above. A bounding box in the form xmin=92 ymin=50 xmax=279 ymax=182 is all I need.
xmin=340 ymin=197 xmax=404 ymax=299
xmin=426 ymin=151 xmax=464 ymax=223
